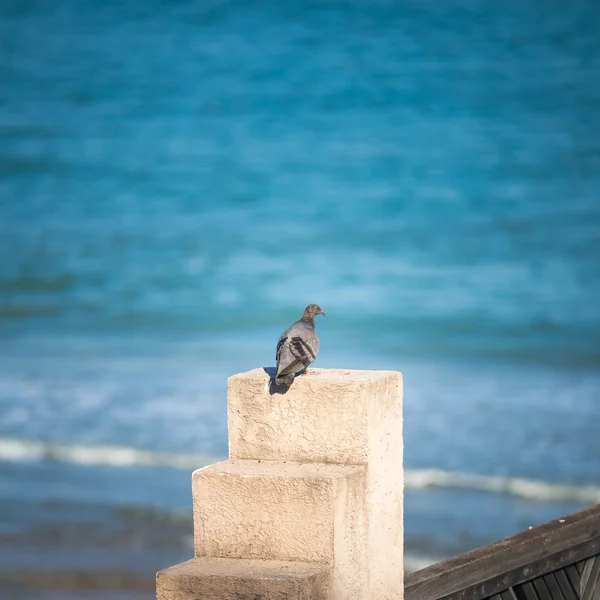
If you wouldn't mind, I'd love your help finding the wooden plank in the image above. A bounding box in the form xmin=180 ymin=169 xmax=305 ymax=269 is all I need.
xmin=564 ymin=565 xmax=581 ymax=597
xmin=582 ymin=555 xmax=600 ymax=600
xmin=552 ymin=568 xmax=577 ymax=600
xmin=515 ymin=581 xmax=539 ymax=600
xmin=542 ymin=572 xmax=565 ymax=600
xmin=580 ymin=556 xmax=594 ymax=592
xmin=409 ymin=539 xmax=600 ymax=600
xmin=405 ymin=503 xmax=600 ymax=600
xmin=499 ymin=588 xmax=519 ymax=600
xmin=532 ymin=577 xmax=551 ymax=599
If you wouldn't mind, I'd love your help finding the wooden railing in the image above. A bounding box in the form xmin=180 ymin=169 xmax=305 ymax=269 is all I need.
xmin=405 ymin=503 xmax=600 ymax=600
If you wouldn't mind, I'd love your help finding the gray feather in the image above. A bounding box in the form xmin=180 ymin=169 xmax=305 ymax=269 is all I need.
xmin=275 ymin=309 xmax=322 ymax=386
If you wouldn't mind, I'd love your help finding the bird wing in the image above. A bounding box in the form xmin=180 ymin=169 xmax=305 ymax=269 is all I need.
xmin=288 ymin=334 xmax=318 ymax=366
xmin=276 ymin=328 xmax=320 ymax=377
xmin=276 ymin=335 xmax=286 ymax=363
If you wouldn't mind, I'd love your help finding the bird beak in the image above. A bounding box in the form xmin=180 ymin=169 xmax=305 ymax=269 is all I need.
xmin=320 ymin=310 xmax=327 ymax=317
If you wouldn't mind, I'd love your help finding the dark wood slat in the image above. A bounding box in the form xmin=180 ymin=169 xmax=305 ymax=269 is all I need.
xmin=576 ymin=558 xmax=586 ymax=576
xmin=532 ymin=577 xmax=551 ymax=599
xmin=515 ymin=581 xmax=539 ymax=600
xmin=563 ymin=565 xmax=581 ymax=597
xmin=499 ymin=588 xmax=519 ymax=600
xmin=412 ymin=540 xmax=600 ymax=600
xmin=542 ymin=572 xmax=565 ymax=600
xmin=406 ymin=504 xmax=600 ymax=600
xmin=587 ymin=575 xmax=600 ymax=600
xmin=553 ymin=568 xmax=577 ymax=600
xmin=487 ymin=595 xmax=502 ymax=600
xmin=580 ymin=557 xmax=594 ymax=592
xmin=582 ymin=555 xmax=600 ymax=600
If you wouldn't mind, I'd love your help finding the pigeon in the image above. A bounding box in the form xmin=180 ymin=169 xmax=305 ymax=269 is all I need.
xmin=275 ymin=304 xmax=326 ymax=386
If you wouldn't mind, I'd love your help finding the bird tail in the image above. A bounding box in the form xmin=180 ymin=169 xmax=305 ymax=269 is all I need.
xmin=275 ymin=373 xmax=295 ymax=386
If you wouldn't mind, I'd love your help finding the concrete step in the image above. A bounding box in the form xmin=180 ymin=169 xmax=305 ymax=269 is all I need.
xmin=156 ymin=557 xmax=329 ymax=600
xmin=227 ymin=367 xmax=402 ymax=464
xmin=193 ymin=459 xmax=365 ymax=564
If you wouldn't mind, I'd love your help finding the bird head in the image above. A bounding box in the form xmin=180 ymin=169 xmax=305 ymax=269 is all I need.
xmin=303 ymin=304 xmax=326 ymax=318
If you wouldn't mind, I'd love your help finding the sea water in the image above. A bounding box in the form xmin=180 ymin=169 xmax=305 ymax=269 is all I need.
xmin=1 ymin=0 xmax=599 ymax=596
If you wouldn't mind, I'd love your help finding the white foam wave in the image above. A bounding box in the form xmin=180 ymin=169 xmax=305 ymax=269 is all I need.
xmin=0 ymin=437 xmax=213 ymax=470
xmin=404 ymin=553 xmax=443 ymax=573
xmin=405 ymin=468 xmax=600 ymax=503
xmin=1 ymin=437 xmax=599 ymax=503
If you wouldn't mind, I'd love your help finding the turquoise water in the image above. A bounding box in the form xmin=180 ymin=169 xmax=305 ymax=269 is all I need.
xmin=1 ymin=0 xmax=600 ymax=596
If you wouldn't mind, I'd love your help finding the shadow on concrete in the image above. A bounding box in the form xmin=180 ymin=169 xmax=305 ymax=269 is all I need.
xmin=262 ymin=366 xmax=277 ymax=378
xmin=263 ymin=367 xmax=290 ymax=395
xmin=263 ymin=367 xmax=308 ymax=395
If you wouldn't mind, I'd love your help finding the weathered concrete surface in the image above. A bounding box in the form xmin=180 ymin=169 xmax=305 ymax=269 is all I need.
xmin=157 ymin=557 xmax=329 ymax=600
xmin=193 ymin=459 xmax=365 ymax=562
xmin=227 ymin=368 xmax=404 ymax=599
xmin=228 ymin=368 xmax=400 ymax=465
xmin=159 ymin=368 xmax=403 ymax=600
xmin=193 ymin=459 xmax=366 ymax=598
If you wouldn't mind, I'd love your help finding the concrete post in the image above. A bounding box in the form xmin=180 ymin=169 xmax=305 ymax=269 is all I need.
xmin=157 ymin=368 xmax=403 ymax=600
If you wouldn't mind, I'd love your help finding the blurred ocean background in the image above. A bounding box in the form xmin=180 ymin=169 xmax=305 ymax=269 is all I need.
xmin=1 ymin=0 xmax=599 ymax=597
